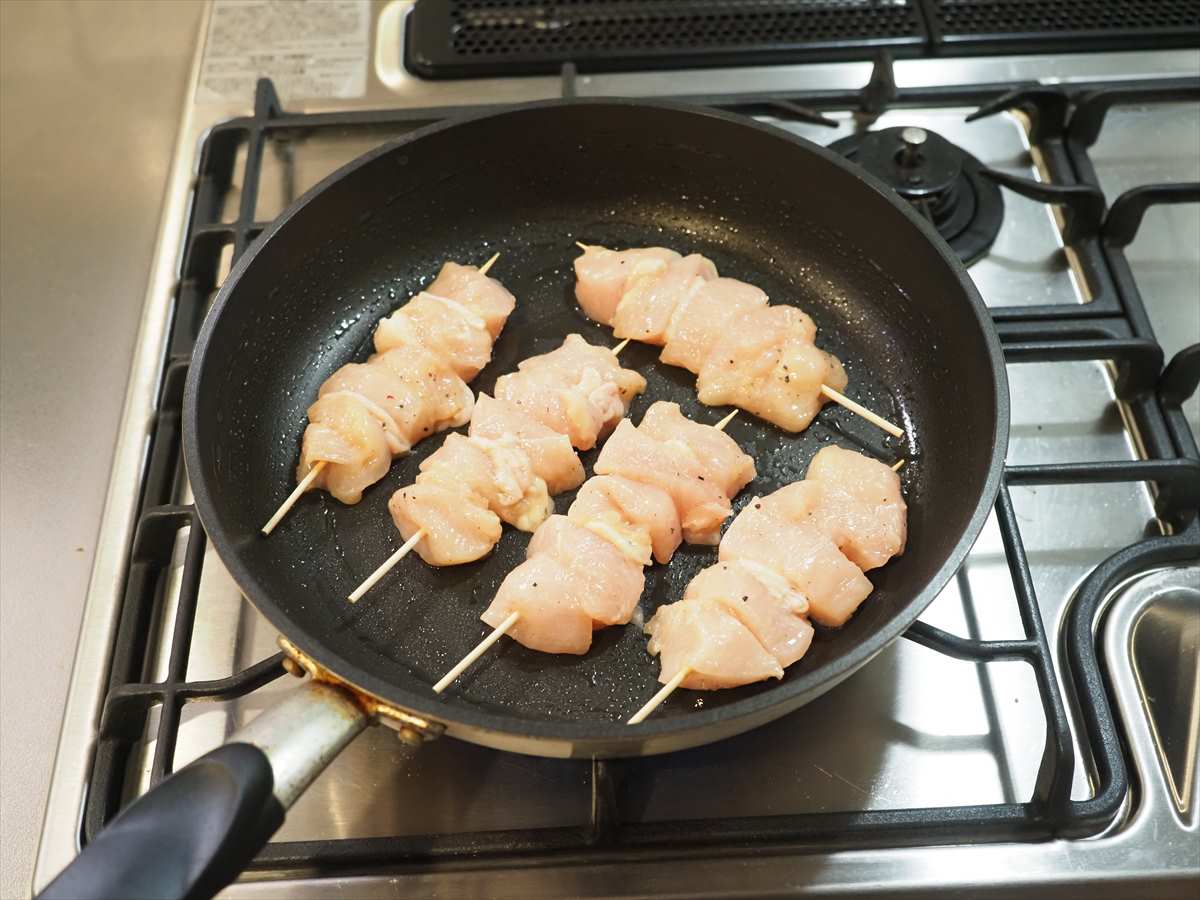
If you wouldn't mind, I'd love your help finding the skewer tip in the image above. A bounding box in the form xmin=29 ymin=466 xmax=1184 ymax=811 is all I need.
xmin=891 ymin=459 xmax=906 ymax=472
xmin=628 ymin=666 xmax=691 ymax=725
xmin=433 ymin=610 xmax=520 ymax=694
xmin=575 ymin=241 xmax=591 ymax=251
xmin=261 ymin=460 xmax=326 ymax=535
xmin=714 ymin=409 xmax=739 ymax=431
xmin=478 ymin=251 xmax=501 ymax=275
xmin=612 ymin=337 xmax=631 ymax=356
xmin=346 ymin=528 xmax=426 ymax=603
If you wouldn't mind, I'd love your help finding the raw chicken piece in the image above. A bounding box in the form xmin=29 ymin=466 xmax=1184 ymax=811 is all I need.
xmin=369 ymin=347 xmax=475 ymax=440
xmin=638 ymin=401 xmax=757 ymax=500
xmin=660 ymin=277 xmax=769 ymax=373
xmin=417 ymin=433 xmax=552 ymax=532
xmin=697 ymin=305 xmax=848 ymax=433
xmin=469 ymin=394 xmax=584 ymax=494
xmin=425 ymin=261 xmax=516 ymax=339
xmin=646 ymin=596 xmax=784 ymax=689
xmin=388 ymin=482 xmax=502 ymax=566
xmin=594 ymin=419 xmax=732 ymax=545
xmin=611 ymin=254 xmax=717 ymax=345
xmin=719 ymin=482 xmax=873 ymax=627
xmin=574 ymin=245 xmax=680 ymax=324
xmin=806 ymin=446 xmax=907 ymax=571
xmin=567 ymin=475 xmax=683 ymax=565
xmin=681 ymin=562 xmax=813 ymax=669
xmin=482 ymin=516 xmax=645 ymax=654
xmin=373 ymin=291 xmax=494 ymax=380
xmin=494 ymin=334 xmax=646 ymax=450
xmin=320 ymin=350 xmax=472 ymax=454
xmin=298 ymin=392 xmax=393 ymax=505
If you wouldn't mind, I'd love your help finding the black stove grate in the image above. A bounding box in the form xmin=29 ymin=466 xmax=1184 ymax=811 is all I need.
xmin=405 ymin=0 xmax=1200 ymax=78
xmin=82 ymin=71 xmax=1200 ymax=877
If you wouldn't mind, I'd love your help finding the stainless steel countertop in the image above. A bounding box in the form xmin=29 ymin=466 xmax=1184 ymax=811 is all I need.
xmin=0 ymin=2 xmax=203 ymax=896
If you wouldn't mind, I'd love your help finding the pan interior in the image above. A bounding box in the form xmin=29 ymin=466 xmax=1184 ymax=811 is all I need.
xmin=189 ymin=103 xmax=1002 ymax=742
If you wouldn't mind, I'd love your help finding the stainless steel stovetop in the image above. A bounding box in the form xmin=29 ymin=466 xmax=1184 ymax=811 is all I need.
xmin=35 ymin=2 xmax=1200 ymax=897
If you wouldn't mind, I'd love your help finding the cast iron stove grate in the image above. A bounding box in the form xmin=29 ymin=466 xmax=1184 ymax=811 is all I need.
xmin=83 ymin=72 xmax=1200 ymax=876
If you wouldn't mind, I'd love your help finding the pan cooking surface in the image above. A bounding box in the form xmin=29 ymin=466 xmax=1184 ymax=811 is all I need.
xmin=187 ymin=101 xmax=1004 ymax=751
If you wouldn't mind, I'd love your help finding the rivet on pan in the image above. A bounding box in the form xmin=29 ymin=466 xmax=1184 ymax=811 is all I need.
xmin=281 ymin=656 xmax=305 ymax=678
xmin=395 ymin=725 xmax=426 ymax=746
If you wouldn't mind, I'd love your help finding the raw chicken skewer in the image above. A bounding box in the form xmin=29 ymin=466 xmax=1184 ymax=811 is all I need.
xmin=347 ymin=335 xmax=646 ymax=601
xmin=627 ymin=450 xmax=908 ymax=724
xmin=574 ymin=243 xmax=903 ymax=438
xmin=262 ymin=253 xmax=509 ymax=534
xmin=433 ymin=404 xmax=749 ymax=694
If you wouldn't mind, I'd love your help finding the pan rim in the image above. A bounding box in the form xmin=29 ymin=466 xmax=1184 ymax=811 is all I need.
xmin=183 ymin=97 xmax=1010 ymax=753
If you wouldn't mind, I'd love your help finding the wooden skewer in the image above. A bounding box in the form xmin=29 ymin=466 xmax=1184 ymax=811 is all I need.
xmin=261 ymin=462 xmax=326 ymax=535
xmin=347 ymin=529 xmax=426 ymax=602
xmin=434 ymin=412 xmax=737 ymax=693
xmin=575 ymin=241 xmax=591 ymax=251
xmin=265 ymin=253 xmax=502 ymax=538
xmin=628 ymin=666 xmax=691 ymax=724
xmin=433 ymin=610 xmax=519 ymax=693
xmin=631 ymin=453 xmax=911 ymax=723
xmin=891 ymin=459 xmax=906 ymax=472
xmin=612 ymin=337 xmax=630 ymax=356
xmin=819 ymin=385 xmax=904 ymax=438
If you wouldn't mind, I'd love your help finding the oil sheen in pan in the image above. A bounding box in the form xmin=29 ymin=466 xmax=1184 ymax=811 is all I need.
xmin=317 ymin=226 xmax=916 ymax=723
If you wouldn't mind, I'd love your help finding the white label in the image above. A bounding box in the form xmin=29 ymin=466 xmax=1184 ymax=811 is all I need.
xmin=197 ymin=0 xmax=370 ymax=104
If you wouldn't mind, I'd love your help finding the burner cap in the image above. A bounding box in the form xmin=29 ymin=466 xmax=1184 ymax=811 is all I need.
xmin=830 ymin=126 xmax=1003 ymax=266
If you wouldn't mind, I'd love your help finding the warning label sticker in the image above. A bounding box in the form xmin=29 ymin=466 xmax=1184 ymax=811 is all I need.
xmin=197 ymin=0 xmax=370 ymax=104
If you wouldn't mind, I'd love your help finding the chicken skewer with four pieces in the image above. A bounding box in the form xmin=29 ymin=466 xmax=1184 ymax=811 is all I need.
xmin=348 ymin=335 xmax=646 ymax=600
xmin=263 ymin=254 xmax=513 ymax=533
xmin=574 ymin=243 xmax=903 ymax=437
xmin=434 ymin=402 xmax=753 ymax=692
xmin=629 ymin=446 xmax=908 ymax=723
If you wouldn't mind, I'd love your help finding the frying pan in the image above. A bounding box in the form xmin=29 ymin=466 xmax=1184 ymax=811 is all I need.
xmin=42 ymin=100 xmax=1007 ymax=900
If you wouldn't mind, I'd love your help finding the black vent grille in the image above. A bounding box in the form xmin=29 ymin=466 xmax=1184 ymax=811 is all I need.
xmin=406 ymin=0 xmax=1200 ymax=78
xmin=928 ymin=0 xmax=1200 ymax=52
xmin=407 ymin=1 xmax=928 ymax=78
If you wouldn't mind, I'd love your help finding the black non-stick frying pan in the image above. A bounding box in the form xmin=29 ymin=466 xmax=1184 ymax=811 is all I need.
xmin=43 ymin=100 xmax=1007 ymax=900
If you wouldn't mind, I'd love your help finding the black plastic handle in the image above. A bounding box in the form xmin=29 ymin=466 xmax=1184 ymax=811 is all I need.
xmin=39 ymin=743 xmax=283 ymax=900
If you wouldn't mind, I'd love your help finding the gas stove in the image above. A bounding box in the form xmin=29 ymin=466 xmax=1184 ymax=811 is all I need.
xmin=34 ymin=2 xmax=1200 ymax=897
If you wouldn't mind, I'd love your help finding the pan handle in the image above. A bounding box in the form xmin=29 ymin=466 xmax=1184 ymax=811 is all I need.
xmin=38 ymin=680 xmax=368 ymax=900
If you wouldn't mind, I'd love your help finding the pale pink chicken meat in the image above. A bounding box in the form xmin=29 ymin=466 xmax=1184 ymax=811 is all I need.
xmin=637 ymin=401 xmax=757 ymax=500
xmin=639 ymin=447 xmax=908 ymax=699
xmin=468 ymin=394 xmax=584 ymax=495
xmin=388 ymin=483 xmax=502 ymax=567
xmin=373 ymin=291 xmax=494 ymax=381
xmin=697 ymin=305 xmax=848 ymax=433
xmin=416 ymin=433 xmax=552 ymax=532
xmin=593 ymin=418 xmax=734 ymax=545
xmin=680 ymin=561 xmax=813 ymax=668
xmin=319 ymin=348 xmax=473 ymax=452
xmin=646 ymin=596 xmax=784 ymax=689
xmin=289 ymin=261 xmax=515 ymax=511
xmin=660 ymin=277 xmax=770 ymax=373
xmin=806 ymin=446 xmax=907 ymax=571
xmin=573 ymin=245 xmax=680 ymax=324
xmin=611 ymin=253 xmax=718 ymax=345
xmin=425 ymin=261 xmax=516 ymax=339
xmin=298 ymin=393 xmax=393 ymax=505
xmin=482 ymin=516 xmax=645 ymax=654
xmin=567 ymin=475 xmax=682 ymax=565
xmin=719 ymin=482 xmax=873 ymax=628
xmin=494 ymin=334 xmax=646 ymax=450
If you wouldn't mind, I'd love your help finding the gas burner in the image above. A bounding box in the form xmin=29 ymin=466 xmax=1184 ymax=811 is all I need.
xmin=830 ymin=126 xmax=1004 ymax=265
